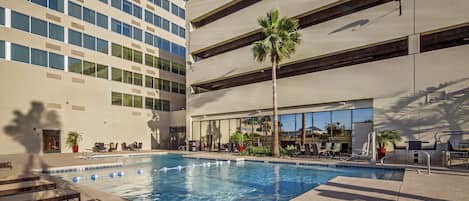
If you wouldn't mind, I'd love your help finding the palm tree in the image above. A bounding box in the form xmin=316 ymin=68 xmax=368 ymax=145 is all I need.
xmin=252 ymin=9 xmax=301 ymax=157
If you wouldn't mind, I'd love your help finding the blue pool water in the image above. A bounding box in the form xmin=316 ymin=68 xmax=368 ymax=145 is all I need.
xmin=52 ymin=154 xmax=403 ymax=201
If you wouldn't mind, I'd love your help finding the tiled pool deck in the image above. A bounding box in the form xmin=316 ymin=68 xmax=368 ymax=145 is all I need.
xmin=1 ymin=150 xmax=468 ymax=201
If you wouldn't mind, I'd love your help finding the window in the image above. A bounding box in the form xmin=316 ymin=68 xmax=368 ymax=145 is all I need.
xmin=171 ymin=63 xmax=179 ymax=74
xmin=123 ymin=94 xmax=133 ymax=107
xmin=133 ymin=50 xmax=142 ymax=63
xmin=145 ymin=75 xmax=153 ymax=88
xmin=133 ymin=5 xmax=142 ymax=19
xmin=133 ymin=96 xmax=142 ymax=108
xmin=153 ymin=15 xmax=161 ymax=27
xmin=353 ymin=108 xmax=373 ymax=123
xmin=122 ymin=0 xmax=132 ymax=14
xmin=133 ymin=27 xmax=142 ymax=41
xmin=49 ymin=52 xmax=64 ymax=70
xmin=122 ymin=23 xmax=132 ymax=37
xmin=83 ymin=34 xmax=96 ymax=50
xmin=162 ymin=100 xmax=170 ymax=111
xmin=313 ymin=112 xmax=331 ymax=135
xmin=31 ymin=17 xmax=47 ymax=37
xmin=145 ymin=32 xmax=153 ymax=45
xmin=96 ymin=13 xmax=108 ymax=29
xmin=179 ymin=83 xmax=186 ymax=94
xmin=97 ymin=38 xmax=108 ymax=54
xmin=171 ymin=3 xmax=178 ymax=16
xmin=11 ymin=43 xmax=29 ymax=63
xmin=112 ymin=92 xmax=123 ymax=105
xmin=133 ymin=73 xmax=142 ymax=86
xmin=145 ymin=54 xmax=153 ymax=67
xmin=30 ymin=48 xmax=48 ymax=67
xmin=162 ymin=79 xmax=170 ymax=91
xmin=111 ymin=0 xmax=122 ymax=9
xmin=83 ymin=7 xmax=95 ymax=24
xmin=49 ymin=23 xmax=64 ymax=42
xmin=179 ymin=8 xmax=185 ymax=19
xmin=162 ymin=18 xmax=170 ymax=31
xmin=11 ymin=11 xmax=30 ymax=32
xmin=154 ymin=99 xmax=162 ymax=110
xmin=171 ymin=82 xmax=179 ymax=93
xmin=162 ymin=0 xmax=170 ymax=11
xmin=83 ymin=61 xmax=96 ymax=76
xmin=111 ymin=19 xmax=122 ymax=33
xmin=68 ymin=57 xmax=82 ymax=74
xmin=145 ymin=10 xmax=153 ymax=24
xmin=97 ymin=64 xmax=108 ymax=79
xmin=48 ymin=0 xmax=64 ymax=12
xmin=0 ymin=7 xmax=4 ymax=25
xmin=331 ymin=110 xmax=352 ymax=137
xmin=160 ymin=59 xmax=170 ymax=71
xmin=111 ymin=67 xmax=122 ymax=81
xmin=99 ymin=0 xmax=108 ymax=4
xmin=68 ymin=1 xmax=82 ymax=19
xmin=179 ymin=27 xmax=185 ymax=38
xmin=32 ymin=0 xmax=47 ymax=7
xmin=154 ymin=0 xmax=161 ymax=7
xmin=111 ymin=43 xmax=122 ymax=58
xmin=179 ymin=64 xmax=186 ymax=75
xmin=68 ymin=29 xmax=82 ymax=47
xmin=145 ymin=97 xmax=154 ymax=109
xmin=0 ymin=40 xmax=5 ymax=59
xmin=123 ymin=70 xmax=132 ymax=84
xmin=171 ymin=23 xmax=178 ymax=35
xmin=123 ymin=47 xmax=132 ymax=61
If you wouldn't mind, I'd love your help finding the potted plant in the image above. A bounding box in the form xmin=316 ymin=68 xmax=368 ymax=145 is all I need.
xmin=230 ymin=131 xmax=245 ymax=152
xmin=66 ymin=131 xmax=82 ymax=153
xmin=376 ymin=130 xmax=401 ymax=159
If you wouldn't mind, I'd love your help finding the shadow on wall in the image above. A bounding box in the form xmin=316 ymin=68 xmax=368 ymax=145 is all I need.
xmin=328 ymin=6 xmax=397 ymax=35
xmin=148 ymin=110 xmax=162 ymax=149
xmin=3 ymin=101 xmax=62 ymax=174
xmin=375 ymin=78 xmax=469 ymax=144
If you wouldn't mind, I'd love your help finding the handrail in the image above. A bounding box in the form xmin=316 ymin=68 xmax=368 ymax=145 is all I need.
xmin=415 ymin=151 xmax=431 ymax=175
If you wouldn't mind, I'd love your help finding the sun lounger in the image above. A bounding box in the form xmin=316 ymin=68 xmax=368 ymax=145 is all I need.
xmin=0 ymin=174 xmax=40 ymax=185
xmin=0 ymin=180 xmax=56 ymax=197
xmin=0 ymin=189 xmax=80 ymax=201
xmin=0 ymin=162 xmax=12 ymax=170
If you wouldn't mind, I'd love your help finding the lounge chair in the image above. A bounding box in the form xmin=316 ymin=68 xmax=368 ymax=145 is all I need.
xmin=304 ymin=144 xmax=312 ymax=157
xmin=310 ymin=143 xmax=320 ymax=159
xmin=0 ymin=174 xmax=39 ymax=185
xmin=295 ymin=144 xmax=304 ymax=156
xmin=138 ymin=142 xmax=143 ymax=151
xmin=0 ymin=162 xmax=12 ymax=170
xmin=0 ymin=189 xmax=80 ymax=201
xmin=0 ymin=180 xmax=56 ymax=196
xmin=330 ymin=143 xmax=342 ymax=158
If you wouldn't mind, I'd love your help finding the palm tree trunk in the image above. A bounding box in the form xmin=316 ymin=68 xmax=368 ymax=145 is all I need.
xmin=272 ymin=56 xmax=280 ymax=157
xmin=302 ymin=113 xmax=306 ymax=145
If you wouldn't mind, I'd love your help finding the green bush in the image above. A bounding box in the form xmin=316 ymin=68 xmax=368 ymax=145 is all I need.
xmin=282 ymin=145 xmax=296 ymax=157
xmin=241 ymin=146 xmax=272 ymax=156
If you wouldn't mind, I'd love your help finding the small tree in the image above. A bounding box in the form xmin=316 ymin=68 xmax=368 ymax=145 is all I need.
xmin=66 ymin=131 xmax=82 ymax=149
xmin=252 ymin=9 xmax=301 ymax=157
xmin=377 ymin=130 xmax=401 ymax=149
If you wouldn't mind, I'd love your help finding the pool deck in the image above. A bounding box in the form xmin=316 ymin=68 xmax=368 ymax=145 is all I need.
xmin=1 ymin=150 xmax=468 ymax=201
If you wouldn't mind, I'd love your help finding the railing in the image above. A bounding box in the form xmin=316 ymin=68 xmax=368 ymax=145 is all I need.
xmin=415 ymin=151 xmax=431 ymax=175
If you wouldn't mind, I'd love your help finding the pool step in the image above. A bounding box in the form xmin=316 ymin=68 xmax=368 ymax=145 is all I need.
xmin=0 ymin=174 xmax=40 ymax=185
xmin=0 ymin=180 xmax=56 ymax=197
xmin=0 ymin=189 xmax=80 ymax=201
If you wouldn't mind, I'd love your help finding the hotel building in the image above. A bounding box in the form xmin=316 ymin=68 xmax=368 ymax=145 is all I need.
xmin=0 ymin=0 xmax=187 ymax=154
xmin=186 ymin=0 xmax=469 ymax=160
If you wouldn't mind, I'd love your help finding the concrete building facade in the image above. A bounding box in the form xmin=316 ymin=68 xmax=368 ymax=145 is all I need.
xmin=186 ymin=0 xmax=469 ymax=161
xmin=0 ymin=0 xmax=187 ymax=154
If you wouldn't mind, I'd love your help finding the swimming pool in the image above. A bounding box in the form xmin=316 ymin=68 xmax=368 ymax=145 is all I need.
xmin=51 ymin=154 xmax=403 ymax=201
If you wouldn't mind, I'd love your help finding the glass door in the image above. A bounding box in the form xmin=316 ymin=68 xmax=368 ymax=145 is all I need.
xmin=43 ymin=129 xmax=61 ymax=153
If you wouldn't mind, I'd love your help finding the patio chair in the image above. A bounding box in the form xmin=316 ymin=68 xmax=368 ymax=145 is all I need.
xmin=330 ymin=143 xmax=342 ymax=158
xmin=138 ymin=142 xmax=143 ymax=151
xmin=114 ymin=142 xmax=119 ymax=151
xmin=295 ymin=144 xmax=304 ymax=156
xmin=304 ymin=144 xmax=312 ymax=157
xmin=310 ymin=143 xmax=320 ymax=159
xmin=94 ymin=143 xmax=106 ymax=152
xmin=121 ymin=142 xmax=128 ymax=151
xmin=0 ymin=162 xmax=12 ymax=170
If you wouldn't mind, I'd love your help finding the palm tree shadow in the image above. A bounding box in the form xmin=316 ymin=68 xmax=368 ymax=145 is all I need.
xmin=3 ymin=101 xmax=62 ymax=175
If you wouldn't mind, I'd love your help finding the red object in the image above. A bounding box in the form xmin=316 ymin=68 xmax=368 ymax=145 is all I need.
xmin=73 ymin=144 xmax=79 ymax=153
xmin=377 ymin=147 xmax=386 ymax=159
xmin=238 ymin=144 xmax=245 ymax=152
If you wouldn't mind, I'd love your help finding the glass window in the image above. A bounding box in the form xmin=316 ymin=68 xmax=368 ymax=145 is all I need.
xmin=11 ymin=43 xmax=29 ymax=63
xmin=154 ymin=78 xmax=161 ymax=90
xmin=111 ymin=19 xmax=122 ymax=34
xmin=122 ymin=23 xmax=132 ymax=37
xmin=83 ymin=34 xmax=96 ymax=50
xmin=97 ymin=64 xmax=108 ymax=79
xmin=49 ymin=23 xmax=64 ymax=42
xmin=99 ymin=0 xmax=108 ymax=4
xmin=179 ymin=27 xmax=185 ymax=38
xmin=161 ymin=39 xmax=170 ymax=52
xmin=160 ymin=59 xmax=170 ymax=71
xmin=68 ymin=29 xmax=82 ymax=47
xmin=171 ymin=82 xmax=179 ymax=93
xmin=145 ymin=32 xmax=153 ymax=46
xmin=133 ymin=73 xmax=142 ymax=86
xmin=145 ymin=75 xmax=153 ymax=88
xmin=31 ymin=17 xmax=47 ymax=37
xmin=171 ymin=63 xmax=179 ymax=74
xmin=179 ymin=64 xmax=186 ymax=75
xmin=162 ymin=18 xmax=169 ymax=31
xmin=171 ymin=23 xmax=178 ymax=35
xmin=145 ymin=54 xmax=153 ymax=67
xmin=304 ymin=113 xmax=313 ymax=135
xmin=0 ymin=40 xmax=5 ymax=59
xmin=30 ymin=48 xmax=48 ymax=67
xmin=83 ymin=61 xmax=96 ymax=76
xmin=123 ymin=0 xmax=132 ymax=14
xmin=49 ymin=52 xmax=64 ymax=70
xmin=0 ymin=7 xmax=4 ymax=25
xmin=123 ymin=70 xmax=132 ymax=84
xmin=96 ymin=13 xmax=108 ymax=29
xmin=171 ymin=3 xmax=178 ymax=16
xmin=154 ymin=99 xmax=162 ymax=110
xmin=162 ymin=100 xmax=170 ymax=111
xmin=123 ymin=47 xmax=132 ymax=61
xmin=179 ymin=8 xmax=185 ymax=19
xmin=133 ymin=27 xmax=142 ymax=41
xmin=162 ymin=0 xmax=169 ymax=11
xmin=123 ymin=94 xmax=133 ymax=107
xmin=83 ymin=7 xmax=95 ymax=24
xmin=331 ymin=110 xmax=352 ymax=137
xmin=133 ymin=5 xmax=142 ymax=19
xmin=154 ymin=0 xmax=161 ymax=7
xmin=353 ymin=108 xmax=373 ymax=123
xmin=313 ymin=111 xmax=331 ymax=135
xmin=96 ymin=38 xmax=108 ymax=54
xmin=162 ymin=79 xmax=170 ymax=91
xmin=49 ymin=0 xmax=64 ymax=12
xmin=144 ymin=10 xmax=153 ymax=24
xmin=111 ymin=67 xmax=122 ymax=81
xmin=111 ymin=43 xmax=122 ymax=58
xmin=111 ymin=0 xmax=122 ymax=9
xmin=179 ymin=83 xmax=186 ymax=94
xmin=133 ymin=96 xmax=142 ymax=108
xmin=112 ymin=92 xmax=122 ymax=106
xmin=153 ymin=57 xmax=159 ymax=68
xmin=145 ymin=97 xmax=154 ymax=109
xmin=68 ymin=1 xmax=82 ymax=19
xmin=68 ymin=57 xmax=82 ymax=74
xmin=11 ymin=11 xmax=29 ymax=32
xmin=32 ymin=0 xmax=47 ymax=7
xmin=133 ymin=50 xmax=142 ymax=63
xmin=279 ymin=114 xmax=296 ymax=136
xmin=153 ymin=15 xmax=161 ymax=27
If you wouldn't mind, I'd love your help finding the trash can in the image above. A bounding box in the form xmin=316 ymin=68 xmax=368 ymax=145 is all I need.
xmin=189 ymin=140 xmax=197 ymax=152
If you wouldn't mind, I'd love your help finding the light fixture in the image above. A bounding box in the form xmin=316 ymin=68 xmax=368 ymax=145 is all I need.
xmin=339 ymin=101 xmax=347 ymax=105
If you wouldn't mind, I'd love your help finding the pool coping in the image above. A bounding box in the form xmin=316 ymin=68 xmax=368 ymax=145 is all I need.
xmin=84 ymin=151 xmax=168 ymax=159
xmin=33 ymin=162 xmax=124 ymax=173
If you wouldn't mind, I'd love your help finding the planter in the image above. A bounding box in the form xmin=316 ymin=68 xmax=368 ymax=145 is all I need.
xmin=238 ymin=144 xmax=245 ymax=152
xmin=377 ymin=147 xmax=386 ymax=159
xmin=73 ymin=144 xmax=79 ymax=153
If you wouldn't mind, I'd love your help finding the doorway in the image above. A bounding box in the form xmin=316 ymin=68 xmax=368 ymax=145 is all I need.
xmin=43 ymin=129 xmax=61 ymax=153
